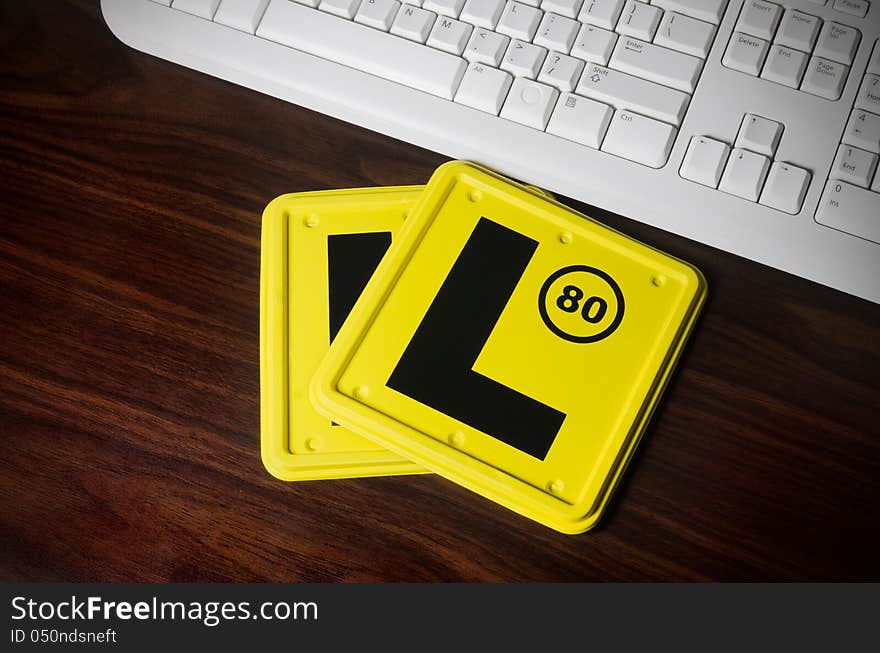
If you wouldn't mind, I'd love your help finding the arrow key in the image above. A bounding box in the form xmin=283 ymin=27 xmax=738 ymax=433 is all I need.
xmin=759 ymin=162 xmax=811 ymax=214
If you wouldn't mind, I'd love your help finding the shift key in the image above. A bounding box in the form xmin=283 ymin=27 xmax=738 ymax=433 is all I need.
xmin=576 ymin=63 xmax=689 ymax=125
xmin=816 ymin=180 xmax=880 ymax=244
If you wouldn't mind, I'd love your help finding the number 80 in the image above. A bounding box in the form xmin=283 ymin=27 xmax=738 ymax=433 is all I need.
xmin=556 ymin=285 xmax=608 ymax=323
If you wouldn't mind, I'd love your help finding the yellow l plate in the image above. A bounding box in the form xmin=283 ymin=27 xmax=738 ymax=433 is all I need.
xmin=260 ymin=186 xmax=427 ymax=480
xmin=311 ymin=162 xmax=707 ymax=532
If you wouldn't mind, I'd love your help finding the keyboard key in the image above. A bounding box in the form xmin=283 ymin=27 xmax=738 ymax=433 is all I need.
xmin=427 ymin=16 xmax=473 ymax=54
xmin=258 ymin=0 xmax=467 ymax=99
xmin=651 ymin=0 xmax=728 ymax=24
xmin=774 ymin=10 xmax=821 ymax=53
xmin=719 ymin=148 xmax=770 ymax=201
xmin=759 ymin=162 xmax=811 ymax=214
xmin=534 ymin=13 xmax=579 ymax=52
xmin=497 ymin=1 xmax=543 ymax=40
xmin=816 ymin=180 xmax=880 ymax=244
xmin=460 ymin=0 xmax=506 ymax=27
xmin=538 ymin=52 xmax=586 ymax=91
xmin=355 ymin=0 xmax=401 ymax=29
xmin=571 ymin=23 xmax=617 ymax=65
xmin=578 ymin=0 xmax=625 ymax=30
xmin=601 ymin=110 xmax=676 ymax=167
xmin=723 ymin=32 xmax=770 ymax=76
xmin=736 ymin=0 xmax=782 ymax=41
xmin=464 ymin=28 xmax=510 ymax=65
xmin=735 ymin=113 xmax=783 ymax=157
xmin=454 ymin=62 xmax=513 ymax=113
xmin=501 ymin=39 xmax=548 ymax=78
xmin=319 ymin=0 xmax=361 ymax=18
xmin=213 ymin=0 xmax=270 ymax=32
xmin=424 ymin=0 xmax=466 ymax=17
xmin=576 ymin=62 xmax=689 ymax=125
xmin=615 ymin=0 xmax=662 ymax=41
xmin=392 ymin=6 xmax=437 ymax=43
xmin=172 ymin=0 xmax=221 ymax=17
xmin=679 ymin=136 xmax=730 ymax=188
xmin=610 ymin=36 xmax=702 ymax=93
xmin=831 ymin=144 xmax=878 ymax=188
xmin=867 ymin=41 xmax=880 ymax=76
xmin=833 ymin=0 xmax=869 ymax=18
xmin=546 ymin=92 xmax=613 ymax=147
xmin=801 ymin=56 xmax=848 ymax=100
xmin=844 ymin=109 xmax=880 ymax=153
xmin=855 ymin=74 xmax=880 ymax=113
xmin=761 ymin=44 xmax=809 ymax=88
xmin=540 ymin=0 xmax=584 ymax=19
xmin=814 ymin=22 xmax=860 ymax=65
xmin=654 ymin=12 xmax=715 ymax=59
xmin=500 ymin=77 xmax=559 ymax=128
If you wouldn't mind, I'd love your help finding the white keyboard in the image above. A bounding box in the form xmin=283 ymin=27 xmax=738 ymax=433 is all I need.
xmin=102 ymin=0 xmax=880 ymax=303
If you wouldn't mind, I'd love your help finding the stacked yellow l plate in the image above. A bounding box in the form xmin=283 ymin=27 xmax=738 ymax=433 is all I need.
xmin=261 ymin=161 xmax=706 ymax=534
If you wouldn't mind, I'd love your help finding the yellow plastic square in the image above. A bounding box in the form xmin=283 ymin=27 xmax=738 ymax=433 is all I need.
xmin=311 ymin=162 xmax=707 ymax=531
xmin=260 ymin=186 xmax=428 ymax=480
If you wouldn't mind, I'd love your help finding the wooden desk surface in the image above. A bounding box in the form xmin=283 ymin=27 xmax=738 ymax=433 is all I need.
xmin=2 ymin=0 xmax=878 ymax=582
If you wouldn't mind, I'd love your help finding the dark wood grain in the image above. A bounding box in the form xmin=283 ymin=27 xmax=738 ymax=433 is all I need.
xmin=1 ymin=0 xmax=878 ymax=582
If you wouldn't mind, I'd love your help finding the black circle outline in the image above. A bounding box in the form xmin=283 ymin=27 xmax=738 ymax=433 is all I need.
xmin=538 ymin=265 xmax=625 ymax=343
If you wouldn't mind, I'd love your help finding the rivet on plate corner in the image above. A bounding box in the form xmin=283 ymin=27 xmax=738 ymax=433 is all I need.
xmin=304 ymin=214 xmax=320 ymax=228
xmin=305 ymin=437 xmax=322 ymax=451
xmin=449 ymin=431 xmax=465 ymax=447
xmin=559 ymin=231 xmax=573 ymax=245
xmin=651 ymin=274 xmax=666 ymax=287
xmin=548 ymin=479 xmax=564 ymax=494
xmin=402 ymin=210 xmax=410 ymax=220
xmin=468 ymin=190 xmax=483 ymax=202
xmin=353 ymin=385 xmax=369 ymax=400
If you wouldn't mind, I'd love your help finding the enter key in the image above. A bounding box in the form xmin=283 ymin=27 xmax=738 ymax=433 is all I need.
xmin=609 ymin=36 xmax=703 ymax=93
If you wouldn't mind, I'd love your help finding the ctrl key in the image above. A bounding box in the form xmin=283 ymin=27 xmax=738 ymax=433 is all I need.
xmin=816 ymin=180 xmax=880 ymax=244
xmin=601 ymin=110 xmax=676 ymax=168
